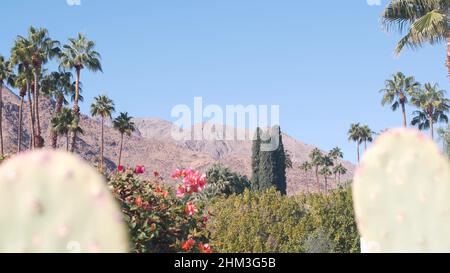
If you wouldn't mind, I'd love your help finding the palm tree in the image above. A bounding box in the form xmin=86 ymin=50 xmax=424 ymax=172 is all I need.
xmin=0 ymin=55 xmax=13 ymax=156
xmin=299 ymin=161 xmax=312 ymax=192
xmin=113 ymin=112 xmax=136 ymax=167
xmin=410 ymin=83 xmax=449 ymax=139
xmin=380 ymin=72 xmax=420 ymax=127
xmin=348 ymin=123 xmax=363 ymax=164
xmin=51 ymin=108 xmax=82 ymax=151
xmin=10 ymin=36 xmax=35 ymax=149
xmin=360 ymin=125 xmax=374 ymax=151
xmin=91 ymin=95 xmax=115 ymax=171
xmin=320 ymin=155 xmax=334 ymax=193
xmin=309 ymin=148 xmax=324 ymax=191
xmin=381 ymin=0 xmax=449 ymax=76
xmin=41 ymin=71 xmax=76 ymax=148
xmin=10 ymin=69 xmax=29 ymax=153
xmin=59 ymin=33 xmax=102 ymax=152
xmin=24 ymin=27 xmax=60 ymax=147
xmin=333 ymin=164 xmax=348 ymax=187
xmin=437 ymin=125 xmax=450 ymax=156
xmin=329 ymin=147 xmax=344 ymax=164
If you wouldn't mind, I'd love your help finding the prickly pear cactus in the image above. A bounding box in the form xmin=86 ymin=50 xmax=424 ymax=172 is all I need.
xmin=0 ymin=150 xmax=129 ymax=253
xmin=353 ymin=128 xmax=450 ymax=253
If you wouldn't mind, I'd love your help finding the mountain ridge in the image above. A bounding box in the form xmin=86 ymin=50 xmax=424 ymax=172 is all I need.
xmin=1 ymin=87 xmax=355 ymax=194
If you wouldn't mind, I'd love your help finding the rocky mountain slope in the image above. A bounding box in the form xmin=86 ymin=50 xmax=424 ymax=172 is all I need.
xmin=1 ymin=87 xmax=354 ymax=194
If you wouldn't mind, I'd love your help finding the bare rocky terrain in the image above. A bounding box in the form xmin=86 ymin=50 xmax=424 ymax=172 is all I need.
xmin=1 ymin=87 xmax=354 ymax=195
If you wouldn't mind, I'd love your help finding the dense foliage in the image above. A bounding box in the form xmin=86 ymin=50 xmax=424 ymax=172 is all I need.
xmin=108 ymin=168 xmax=211 ymax=253
xmin=207 ymin=187 xmax=360 ymax=253
xmin=198 ymin=164 xmax=251 ymax=199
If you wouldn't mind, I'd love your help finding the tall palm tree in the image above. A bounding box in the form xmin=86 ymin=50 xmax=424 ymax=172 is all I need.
xmin=41 ymin=71 xmax=76 ymax=148
xmin=51 ymin=107 xmax=82 ymax=151
xmin=10 ymin=36 xmax=35 ymax=149
xmin=309 ymin=148 xmax=324 ymax=191
xmin=24 ymin=27 xmax=60 ymax=147
xmin=333 ymin=163 xmax=348 ymax=186
xmin=437 ymin=125 xmax=450 ymax=156
xmin=329 ymin=147 xmax=344 ymax=163
xmin=113 ymin=112 xmax=136 ymax=167
xmin=299 ymin=161 xmax=312 ymax=192
xmin=380 ymin=72 xmax=420 ymax=127
xmin=320 ymin=155 xmax=334 ymax=193
xmin=0 ymin=55 xmax=13 ymax=156
xmin=348 ymin=123 xmax=363 ymax=164
xmin=10 ymin=69 xmax=29 ymax=153
xmin=410 ymin=83 xmax=449 ymax=139
xmin=59 ymin=33 xmax=102 ymax=152
xmin=360 ymin=125 xmax=374 ymax=151
xmin=381 ymin=0 xmax=449 ymax=76
xmin=90 ymin=95 xmax=115 ymax=171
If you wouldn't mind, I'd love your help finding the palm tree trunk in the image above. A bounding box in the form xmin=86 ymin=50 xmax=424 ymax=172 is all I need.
xmin=66 ymin=133 xmax=69 ymax=152
xmin=338 ymin=173 xmax=341 ymax=185
xmin=324 ymin=177 xmax=328 ymax=193
xmin=401 ymin=102 xmax=407 ymax=128
xmin=365 ymin=140 xmax=367 ymax=151
xmin=26 ymin=81 xmax=35 ymax=150
xmin=17 ymin=96 xmax=24 ymax=153
xmin=118 ymin=132 xmax=124 ymax=167
xmin=51 ymin=95 xmax=64 ymax=149
xmin=430 ymin=117 xmax=434 ymax=140
xmin=357 ymin=143 xmax=360 ymax=164
xmin=33 ymin=70 xmax=42 ymax=148
xmin=447 ymin=36 xmax=450 ymax=78
xmin=0 ymin=81 xmax=3 ymax=156
xmin=70 ymin=68 xmax=81 ymax=153
xmin=101 ymin=116 xmax=104 ymax=171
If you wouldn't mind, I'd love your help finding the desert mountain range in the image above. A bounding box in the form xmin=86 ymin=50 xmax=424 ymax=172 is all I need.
xmin=1 ymin=87 xmax=354 ymax=195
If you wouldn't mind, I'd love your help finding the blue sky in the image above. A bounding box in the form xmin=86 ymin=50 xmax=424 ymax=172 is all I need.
xmin=0 ymin=0 xmax=447 ymax=163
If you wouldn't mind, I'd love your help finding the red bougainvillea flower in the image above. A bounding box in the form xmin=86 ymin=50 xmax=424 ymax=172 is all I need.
xmin=172 ymin=168 xmax=207 ymax=197
xmin=135 ymin=165 xmax=146 ymax=174
xmin=150 ymin=223 xmax=157 ymax=232
xmin=202 ymin=216 xmax=209 ymax=223
xmin=185 ymin=202 xmax=198 ymax=216
xmin=153 ymin=171 xmax=160 ymax=177
xmin=117 ymin=165 xmax=124 ymax=172
xmin=135 ymin=196 xmax=143 ymax=207
xmin=198 ymin=243 xmax=212 ymax=253
xmin=181 ymin=238 xmax=196 ymax=252
xmin=176 ymin=184 xmax=187 ymax=198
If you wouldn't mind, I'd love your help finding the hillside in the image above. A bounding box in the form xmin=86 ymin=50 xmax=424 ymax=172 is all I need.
xmin=1 ymin=87 xmax=354 ymax=194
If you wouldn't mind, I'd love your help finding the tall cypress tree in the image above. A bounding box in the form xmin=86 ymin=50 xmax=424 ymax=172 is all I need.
xmin=273 ymin=126 xmax=287 ymax=195
xmin=252 ymin=126 xmax=287 ymax=195
xmin=251 ymin=127 xmax=261 ymax=190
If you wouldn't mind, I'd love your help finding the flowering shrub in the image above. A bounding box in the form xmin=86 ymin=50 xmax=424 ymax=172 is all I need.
xmin=108 ymin=166 xmax=211 ymax=253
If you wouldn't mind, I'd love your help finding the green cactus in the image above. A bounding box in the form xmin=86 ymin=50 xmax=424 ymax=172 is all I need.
xmin=0 ymin=150 xmax=129 ymax=253
xmin=353 ymin=128 xmax=450 ymax=253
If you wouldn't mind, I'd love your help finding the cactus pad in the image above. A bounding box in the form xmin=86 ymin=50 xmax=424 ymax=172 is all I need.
xmin=353 ymin=128 xmax=450 ymax=253
xmin=0 ymin=150 xmax=129 ymax=253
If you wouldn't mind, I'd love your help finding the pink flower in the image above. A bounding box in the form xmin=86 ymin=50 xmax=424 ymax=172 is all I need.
xmin=135 ymin=165 xmax=146 ymax=174
xmin=185 ymin=202 xmax=198 ymax=216
xmin=181 ymin=238 xmax=196 ymax=252
xmin=198 ymin=243 xmax=212 ymax=253
xmin=176 ymin=185 xmax=187 ymax=198
xmin=202 ymin=216 xmax=209 ymax=223
xmin=171 ymin=169 xmax=182 ymax=179
xmin=117 ymin=165 xmax=124 ymax=172
xmin=153 ymin=171 xmax=160 ymax=177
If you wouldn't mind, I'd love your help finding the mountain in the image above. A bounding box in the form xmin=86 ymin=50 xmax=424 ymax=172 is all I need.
xmin=1 ymin=87 xmax=354 ymax=195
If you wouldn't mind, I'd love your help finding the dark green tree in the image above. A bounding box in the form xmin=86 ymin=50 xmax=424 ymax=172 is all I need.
xmin=254 ymin=126 xmax=287 ymax=195
xmin=251 ymin=127 xmax=261 ymax=190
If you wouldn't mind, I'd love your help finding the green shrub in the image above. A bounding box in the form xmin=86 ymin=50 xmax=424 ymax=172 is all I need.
xmin=207 ymin=187 xmax=360 ymax=253
xmin=198 ymin=164 xmax=251 ymax=200
xmin=208 ymin=188 xmax=306 ymax=253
